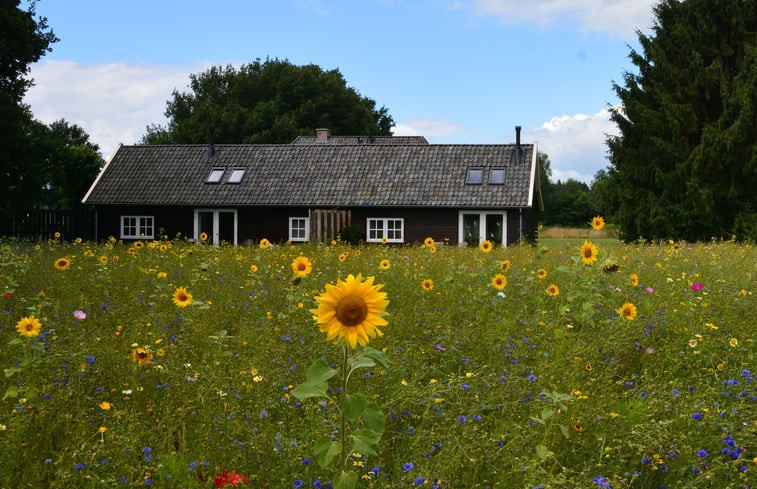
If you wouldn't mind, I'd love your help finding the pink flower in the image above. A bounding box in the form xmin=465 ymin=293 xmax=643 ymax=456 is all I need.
xmin=691 ymin=282 xmax=703 ymax=291
xmin=645 ymin=347 xmax=655 ymax=354
xmin=73 ymin=310 xmax=87 ymax=320
xmin=645 ymin=287 xmax=654 ymax=293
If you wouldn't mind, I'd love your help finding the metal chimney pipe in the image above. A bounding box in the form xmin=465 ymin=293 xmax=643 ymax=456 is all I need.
xmin=515 ymin=126 xmax=521 ymax=146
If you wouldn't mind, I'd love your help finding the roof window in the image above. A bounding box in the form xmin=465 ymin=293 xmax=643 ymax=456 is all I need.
xmin=206 ymin=168 xmax=225 ymax=183
xmin=489 ymin=168 xmax=506 ymax=185
xmin=227 ymin=168 xmax=246 ymax=184
xmin=465 ymin=167 xmax=483 ymax=185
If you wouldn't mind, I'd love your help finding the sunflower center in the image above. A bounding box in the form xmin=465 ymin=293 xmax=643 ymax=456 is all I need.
xmin=178 ymin=293 xmax=187 ymax=301
xmin=297 ymin=263 xmax=307 ymax=271
xmin=335 ymin=294 xmax=368 ymax=327
xmin=583 ymin=248 xmax=593 ymax=258
xmin=25 ymin=323 xmax=33 ymax=331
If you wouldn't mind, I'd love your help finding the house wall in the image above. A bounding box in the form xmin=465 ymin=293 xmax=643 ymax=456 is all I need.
xmin=94 ymin=205 xmax=535 ymax=245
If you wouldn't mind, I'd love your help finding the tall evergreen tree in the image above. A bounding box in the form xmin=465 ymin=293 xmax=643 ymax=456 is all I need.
xmin=607 ymin=0 xmax=757 ymax=241
xmin=143 ymin=58 xmax=394 ymax=144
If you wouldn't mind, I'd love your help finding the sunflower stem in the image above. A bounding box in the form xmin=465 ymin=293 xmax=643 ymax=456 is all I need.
xmin=340 ymin=341 xmax=348 ymax=470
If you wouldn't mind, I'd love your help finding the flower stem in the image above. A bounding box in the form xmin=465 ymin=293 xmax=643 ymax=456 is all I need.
xmin=340 ymin=342 xmax=348 ymax=470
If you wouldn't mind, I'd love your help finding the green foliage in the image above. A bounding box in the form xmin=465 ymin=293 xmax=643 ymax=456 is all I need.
xmin=142 ymin=58 xmax=395 ymax=145
xmin=542 ymin=178 xmax=600 ymax=227
xmin=0 ymin=236 xmax=754 ymax=488
xmin=607 ymin=0 xmax=757 ymax=241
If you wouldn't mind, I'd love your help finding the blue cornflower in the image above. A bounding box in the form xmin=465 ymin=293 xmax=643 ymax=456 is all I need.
xmin=592 ymin=475 xmax=611 ymax=487
xmin=293 ymin=479 xmax=303 ymax=488
xmin=696 ymin=449 xmax=708 ymax=458
xmin=459 ymin=415 xmax=467 ymax=423
xmin=692 ymin=412 xmax=703 ymax=421
xmin=73 ymin=463 xmax=85 ymax=471
xmin=414 ymin=476 xmax=425 ymax=484
xmin=402 ymin=462 xmax=414 ymax=472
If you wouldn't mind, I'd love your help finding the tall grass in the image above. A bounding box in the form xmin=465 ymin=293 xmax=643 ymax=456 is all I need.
xmin=0 ymin=236 xmax=754 ymax=488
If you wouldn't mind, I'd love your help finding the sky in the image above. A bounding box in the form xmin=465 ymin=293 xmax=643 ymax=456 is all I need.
xmin=23 ymin=0 xmax=657 ymax=184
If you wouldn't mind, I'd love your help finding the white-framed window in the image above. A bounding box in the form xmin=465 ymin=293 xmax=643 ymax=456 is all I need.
xmin=120 ymin=216 xmax=154 ymax=239
xmin=458 ymin=211 xmax=507 ymax=246
xmin=366 ymin=218 xmax=404 ymax=243
xmin=289 ymin=217 xmax=309 ymax=242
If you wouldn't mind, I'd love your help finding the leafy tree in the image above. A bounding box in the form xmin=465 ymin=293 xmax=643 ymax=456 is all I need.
xmin=607 ymin=0 xmax=757 ymax=241
xmin=542 ymin=179 xmax=599 ymax=227
xmin=0 ymin=0 xmax=58 ymax=219
xmin=143 ymin=58 xmax=395 ymax=144
xmin=35 ymin=120 xmax=104 ymax=210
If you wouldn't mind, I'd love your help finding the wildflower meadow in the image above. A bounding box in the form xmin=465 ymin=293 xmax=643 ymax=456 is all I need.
xmin=0 ymin=233 xmax=754 ymax=488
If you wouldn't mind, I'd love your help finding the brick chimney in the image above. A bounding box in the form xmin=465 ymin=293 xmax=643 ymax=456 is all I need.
xmin=316 ymin=128 xmax=331 ymax=141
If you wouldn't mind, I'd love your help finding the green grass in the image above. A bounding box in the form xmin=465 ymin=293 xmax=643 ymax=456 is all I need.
xmin=0 ymin=236 xmax=754 ymax=488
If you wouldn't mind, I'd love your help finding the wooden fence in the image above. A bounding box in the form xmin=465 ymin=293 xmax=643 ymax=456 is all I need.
xmin=0 ymin=210 xmax=95 ymax=241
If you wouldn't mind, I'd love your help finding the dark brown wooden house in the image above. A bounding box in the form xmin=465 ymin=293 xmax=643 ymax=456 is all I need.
xmin=82 ymin=128 xmax=542 ymax=246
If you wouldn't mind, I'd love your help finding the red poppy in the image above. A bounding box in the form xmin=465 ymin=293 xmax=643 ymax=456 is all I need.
xmin=214 ymin=470 xmax=249 ymax=488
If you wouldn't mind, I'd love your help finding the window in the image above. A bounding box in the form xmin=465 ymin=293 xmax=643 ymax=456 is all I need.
xmin=227 ymin=168 xmax=246 ymax=183
xmin=120 ymin=216 xmax=154 ymax=239
xmin=367 ymin=218 xmax=404 ymax=243
xmin=466 ymin=167 xmax=483 ymax=184
xmin=289 ymin=217 xmax=309 ymax=242
xmin=489 ymin=168 xmax=506 ymax=185
xmin=206 ymin=168 xmax=225 ymax=183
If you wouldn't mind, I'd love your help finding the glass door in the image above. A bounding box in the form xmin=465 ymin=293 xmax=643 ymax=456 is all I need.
xmin=194 ymin=209 xmax=237 ymax=245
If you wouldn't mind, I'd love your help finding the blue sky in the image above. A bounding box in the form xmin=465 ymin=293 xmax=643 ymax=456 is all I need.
xmin=24 ymin=0 xmax=656 ymax=183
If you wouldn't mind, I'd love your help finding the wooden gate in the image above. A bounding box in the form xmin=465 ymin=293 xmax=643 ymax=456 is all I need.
xmin=308 ymin=209 xmax=351 ymax=243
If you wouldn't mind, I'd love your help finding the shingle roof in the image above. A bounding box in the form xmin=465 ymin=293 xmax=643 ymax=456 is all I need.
xmin=291 ymin=135 xmax=429 ymax=145
xmin=83 ymin=142 xmax=538 ymax=209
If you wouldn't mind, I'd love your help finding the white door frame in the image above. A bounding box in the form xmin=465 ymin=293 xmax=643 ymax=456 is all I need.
xmin=194 ymin=208 xmax=238 ymax=245
xmin=457 ymin=210 xmax=507 ymax=246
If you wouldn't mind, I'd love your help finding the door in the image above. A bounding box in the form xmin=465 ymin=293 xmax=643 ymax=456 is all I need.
xmin=195 ymin=209 xmax=237 ymax=245
xmin=459 ymin=211 xmax=507 ymax=246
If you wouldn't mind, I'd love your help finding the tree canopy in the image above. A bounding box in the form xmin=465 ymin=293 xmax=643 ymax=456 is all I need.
xmin=606 ymin=0 xmax=757 ymax=241
xmin=143 ymin=58 xmax=395 ymax=144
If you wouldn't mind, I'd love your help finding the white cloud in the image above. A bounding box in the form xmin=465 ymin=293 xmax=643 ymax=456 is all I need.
xmin=24 ymin=60 xmax=209 ymax=160
xmin=471 ymin=0 xmax=655 ymax=38
xmin=392 ymin=118 xmax=463 ymax=138
xmin=526 ymin=106 xmax=620 ymax=184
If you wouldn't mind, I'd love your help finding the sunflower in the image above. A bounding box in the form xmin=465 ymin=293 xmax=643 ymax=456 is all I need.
xmin=381 ymin=236 xmax=388 ymax=244
xmin=172 ymin=287 xmax=193 ymax=307
xmin=491 ymin=274 xmax=507 ymax=290
xmin=16 ymin=315 xmax=42 ymax=337
xmin=250 ymin=264 xmax=258 ymax=273
xmin=421 ymin=278 xmax=434 ymax=291
xmin=537 ymin=268 xmax=547 ymax=279
xmin=580 ymin=241 xmax=599 ymax=265
xmin=259 ymin=238 xmax=270 ymax=249
xmin=500 ymin=260 xmax=511 ymax=272
xmin=630 ymin=273 xmax=640 ymax=287
xmin=590 ymin=216 xmax=605 ymax=230
xmin=311 ymin=273 xmax=389 ymax=349
xmin=424 ymin=237 xmax=435 ymax=247
xmin=54 ymin=257 xmax=71 ymax=270
xmin=132 ymin=347 xmax=153 ymax=365
xmin=428 ymin=245 xmax=437 ymax=254
xmin=99 ymin=256 xmax=108 ymax=265
xmin=480 ymin=240 xmax=493 ymax=253
xmin=291 ymin=256 xmax=312 ymax=277
xmin=134 ymin=241 xmax=144 ymax=249
xmin=379 ymin=259 xmax=391 ymax=270
xmin=618 ymin=302 xmax=637 ymax=321
xmin=547 ymin=284 xmax=560 ymax=297
xmin=199 ymin=232 xmax=208 ymax=242
xmin=338 ymin=252 xmax=349 ymax=262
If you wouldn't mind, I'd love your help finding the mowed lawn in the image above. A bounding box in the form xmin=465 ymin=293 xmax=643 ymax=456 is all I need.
xmin=0 ymin=236 xmax=754 ymax=488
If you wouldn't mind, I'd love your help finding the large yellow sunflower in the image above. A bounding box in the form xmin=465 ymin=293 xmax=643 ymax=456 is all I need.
xmin=16 ymin=315 xmax=42 ymax=337
xmin=547 ymin=284 xmax=560 ymax=297
xmin=311 ymin=274 xmax=389 ymax=349
xmin=618 ymin=302 xmax=637 ymax=321
xmin=54 ymin=257 xmax=71 ymax=270
xmin=580 ymin=241 xmax=599 ymax=265
xmin=259 ymin=238 xmax=270 ymax=249
xmin=291 ymin=256 xmax=313 ymax=277
xmin=172 ymin=287 xmax=193 ymax=307
xmin=591 ymin=216 xmax=605 ymax=230
xmin=424 ymin=237 xmax=435 ymax=247
xmin=480 ymin=240 xmax=493 ymax=253
xmin=491 ymin=273 xmax=507 ymax=290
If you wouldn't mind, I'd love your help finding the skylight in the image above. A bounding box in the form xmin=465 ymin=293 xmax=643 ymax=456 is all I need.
xmin=466 ymin=167 xmax=483 ymax=185
xmin=490 ymin=168 xmax=506 ymax=185
xmin=227 ymin=168 xmax=246 ymax=184
xmin=206 ymin=168 xmax=225 ymax=183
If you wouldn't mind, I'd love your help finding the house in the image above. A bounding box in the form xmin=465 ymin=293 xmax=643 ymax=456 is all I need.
xmin=82 ymin=127 xmax=542 ymax=246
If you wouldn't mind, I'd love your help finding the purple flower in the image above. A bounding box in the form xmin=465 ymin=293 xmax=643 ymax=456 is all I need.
xmin=73 ymin=310 xmax=86 ymax=320
xmin=691 ymin=282 xmax=703 ymax=291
